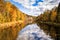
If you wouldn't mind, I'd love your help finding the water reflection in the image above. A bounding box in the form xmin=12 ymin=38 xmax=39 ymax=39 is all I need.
xmin=17 ymin=23 xmax=53 ymax=40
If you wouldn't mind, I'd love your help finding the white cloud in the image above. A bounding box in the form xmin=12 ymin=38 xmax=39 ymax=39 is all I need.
xmin=12 ymin=0 xmax=60 ymax=16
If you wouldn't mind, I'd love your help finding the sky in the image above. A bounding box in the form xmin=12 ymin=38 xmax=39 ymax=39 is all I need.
xmin=9 ymin=0 xmax=60 ymax=16
xmin=7 ymin=0 xmax=60 ymax=40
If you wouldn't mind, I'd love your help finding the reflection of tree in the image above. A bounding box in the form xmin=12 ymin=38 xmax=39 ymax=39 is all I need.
xmin=0 ymin=0 xmax=28 ymax=40
xmin=36 ymin=3 xmax=60 ymax=39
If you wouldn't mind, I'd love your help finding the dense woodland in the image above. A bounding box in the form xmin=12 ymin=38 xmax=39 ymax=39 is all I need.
xmin=36 ymin=3 xmax=60 ymax=40
xmin=0 ymin=0 xmax=28 ymax=40
xmin=0 ymin=0 xmax=60 ymax=40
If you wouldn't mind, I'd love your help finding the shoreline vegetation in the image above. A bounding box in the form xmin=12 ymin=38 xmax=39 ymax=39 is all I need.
xmin=36 ymin=3 xmax=60 ymax=40
xmin=0 ymin=0 xmax=35 ymax=40
xmin=0 ymin=0 xmax=60 ymax=40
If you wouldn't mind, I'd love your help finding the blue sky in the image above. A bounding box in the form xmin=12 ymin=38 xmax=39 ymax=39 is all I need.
xmin=9 ymin=0 xmax=60 ymax=16
xmin=10 ymin=0 xmax=59 ymax=40
xmin=32 ymin=0 xmax=43 ymax=6
xmin=10 ymin=0 xmax=30 ymax=14
xmin=9 ymin=0 xmax=44 ymax=16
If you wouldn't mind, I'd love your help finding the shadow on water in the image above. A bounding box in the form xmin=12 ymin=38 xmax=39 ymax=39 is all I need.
xmin=17 ymin=23 xmax=53 ymax=40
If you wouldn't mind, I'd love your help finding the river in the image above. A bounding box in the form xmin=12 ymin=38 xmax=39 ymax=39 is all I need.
xmin=17 ymin=23 xmax=53 ymax=40
xmin=9 ymin=0 xmax=60 ymax=40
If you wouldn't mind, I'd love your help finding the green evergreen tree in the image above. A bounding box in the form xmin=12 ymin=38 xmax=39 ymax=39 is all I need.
xmin=57 ymin=3 xmax=60 ymax=22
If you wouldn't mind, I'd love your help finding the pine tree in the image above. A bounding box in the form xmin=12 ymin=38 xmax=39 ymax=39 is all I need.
xmin=57 ymin=3 xmax=60 ymax=22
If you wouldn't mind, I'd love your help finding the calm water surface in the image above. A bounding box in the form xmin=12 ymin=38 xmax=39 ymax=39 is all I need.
xmin=17 ymin=23 xmax=53 ymax=40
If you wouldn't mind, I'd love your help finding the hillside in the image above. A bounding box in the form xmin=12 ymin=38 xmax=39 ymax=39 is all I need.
xmin=0 ymin=0 xmax=31 ymax=40
xmin=36 ymin=3 xmax=60 ymax=40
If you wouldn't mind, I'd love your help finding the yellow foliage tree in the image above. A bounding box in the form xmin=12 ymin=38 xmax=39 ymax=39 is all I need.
xmin=50 ymin=8 xmax=57 ymax=22
xmin=0 ymin=1 xmax=27 ymax=40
